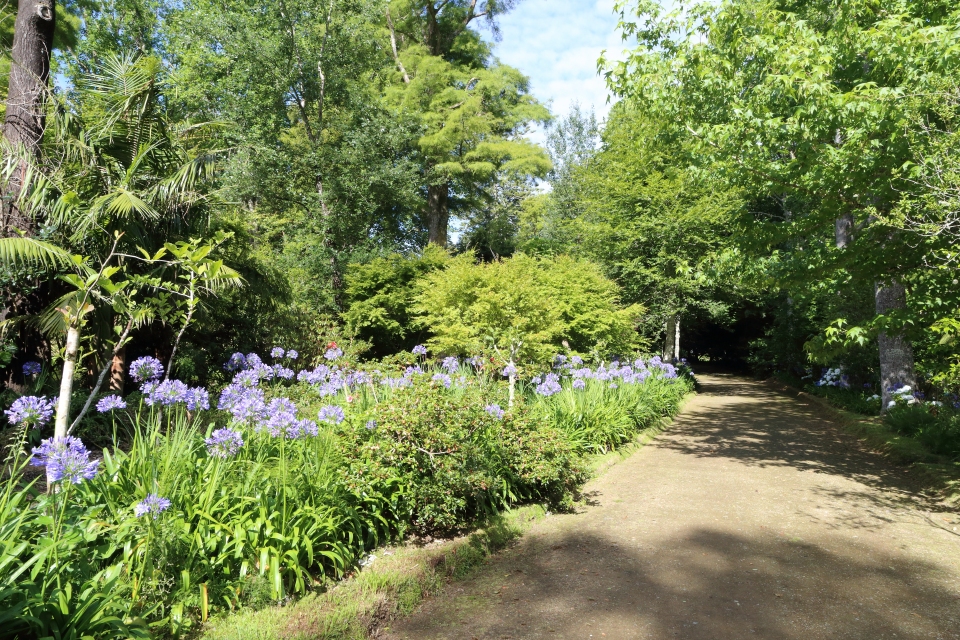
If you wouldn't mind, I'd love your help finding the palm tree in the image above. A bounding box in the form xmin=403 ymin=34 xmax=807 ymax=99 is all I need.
xmin=1 ymin=54 xmax=228 ymax=446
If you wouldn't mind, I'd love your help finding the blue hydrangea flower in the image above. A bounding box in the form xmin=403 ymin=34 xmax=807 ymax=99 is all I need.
xmin=205 ymin=428 xmax=244 ymax=457
xmin=96 ymin=395 xmax=127 ymax=412
xmin=30 ymin=436 xmax=99 ymax=484
xmin=134 ymin=494 xmax=171 ymax=519
xmin=441 ymin=356 xmax=459 ymax=373
xmin=324 ymin=347 xmax=343 ymax=361
xmin=412 ymin=344 xmax=428 ymax=356
xmin=129 ymin=356 xmax=164 ymax=383
xmin=485 ymin=403 xmax=505 ymax=419
xmin=318 ymin=405 xmax=345 ymax=424
xmin=22 ymin=361 xmax=42 ymax=376
xmin=4 ymin=395 xmax=55 ymax=429
xmin=271 ymin=347 xmax=286 ymax=359
xmin=501 ymin=363 xmax=517 ymax=378
xmin=432 ymin=373 xmax=452 ymax=388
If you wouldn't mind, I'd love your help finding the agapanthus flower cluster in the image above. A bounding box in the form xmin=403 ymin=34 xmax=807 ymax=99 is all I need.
xmin=218 ymin=384 xmax=267 ymax=423
xmin=441 ymin=356 xmax=459 ymax=373
xmin=271 ymin=347 xmax=286 ymax=359
xmin=412 ymin=344 xmax=428 ymax=356
xmin=273 ymin=365 xmax=295 ymax=380
xmin=262 ymin=397 xmax=299 ymax=436
xmin=324 ymin=347 xmax=343 ymax=360
xmin=22 ymin=361 xmax=42 ymax=376
xmin=145 ymin=379 xmax=189 ymax=406
xmin=205 ymin=428 xmax=244 ymax=457
xmin=432 ymin=373 xmax=452 ymax=388
xmin=287 ymin=350 xmax=299 ymax=360
xmin=365 ymin=420 xmax=377 ymax=430
xmin=469 ymin=356 xmax=484 ymax=368
xmin=134 ymin=494 xmax=171 ymax=519
xmin=485 ymin=403 xmax=505 ymax=419
xmin=502 ymin=363 xmax=517 ymax=378
xmin=130 ymin=356 xmax=164 ymax=383
xmin=535 ymin=373 xmax=562 ymax=397
xmin=96 ymin=395 xmax=127 ymax=413
xmin=318 ymin=404 xmax=346 ymax=424
xmin=30 ymin=436 xmax=99 ymax=484
xmin=224 ymin=352 xmax=247 ymax=372
xmin=572 ymin=378 xmax=586 ymax=390
xmin=4 ymin=395 xmax=55 ymax=429
xmin=185 ymin=387 xmax=210 ymax=411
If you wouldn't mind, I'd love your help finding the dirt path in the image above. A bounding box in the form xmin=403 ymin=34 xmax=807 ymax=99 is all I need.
xmin=382 ymin=374 xmax=960 ymax=640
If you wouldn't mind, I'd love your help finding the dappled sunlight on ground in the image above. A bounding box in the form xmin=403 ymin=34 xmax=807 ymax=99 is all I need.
xmin=384 ymin=375 xmax=960 ymax=640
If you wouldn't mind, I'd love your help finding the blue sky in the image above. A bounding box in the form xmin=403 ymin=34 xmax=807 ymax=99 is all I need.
xmin=480 ymin=0 xmax=628 ymax=132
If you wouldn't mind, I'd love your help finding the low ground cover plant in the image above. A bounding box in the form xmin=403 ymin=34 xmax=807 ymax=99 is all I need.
xmin=0 ymin=345 xmax=691 ymax=636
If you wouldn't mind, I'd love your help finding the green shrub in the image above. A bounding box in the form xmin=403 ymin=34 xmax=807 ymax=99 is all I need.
xmin=884 ymin=403 xmax=939 ymax=437
xmin=337 ymin=379 xmax=583 ymax=534
xmin=917 ymin=413 xmax=960 ymax=458
xmin=413 ymin=253 xmax=644 ymax=365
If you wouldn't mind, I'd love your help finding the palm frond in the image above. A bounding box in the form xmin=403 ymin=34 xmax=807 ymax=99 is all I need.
xmin=0 ymin=237 xmax=71 ymax=268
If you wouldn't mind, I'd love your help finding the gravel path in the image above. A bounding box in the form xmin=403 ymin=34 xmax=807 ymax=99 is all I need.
xmin=383 ymin=374 xmax=960 ymax=640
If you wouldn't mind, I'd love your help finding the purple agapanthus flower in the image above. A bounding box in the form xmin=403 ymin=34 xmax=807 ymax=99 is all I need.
xmin=432 ymin=373 xmax=452 ymax=388
xmin=412 ymin=344 xmax=428 ymax=356
xmin=441 ymin=356 xmax=459 ymax=373
xmin=291 ymin=419 xmax=319 ymax=438
xmin=469 ymin=356 xmax=483 ymax=368
xmin=535 ymin=373 xmax=562 ymax=397
xmin=96 ymin=395 xmax=127 ymax=413
xmin=286 ymin=350 xmax=299 ymax=360
xmin=365 ymin=420 xmax=377 ymax=430
xmin=324 ymin=347 xmax=343 ymax=361
xmin=570 ymin=355 xmax=584 ymax=366
xmin=273 ymin=365 xmax=295 ymax=380
xmin=134 ymin=494 xmax=171 ymax=519
xmin=185 ymin=387 xmax=209 ymax=411
xmin=218 ymin=384 xmax=266 ymax=423
xmin=205 ymin=428 xmax=244 ymax=458
xmin=224 ymin=352 xmax=247 ymax=372
xmin=501 ymin=363 xmax=517 ymax=377
xmin=129 ymin=356 xmax=164 ymax=383
xmin=22 ymin=361 xmax=42 ymax=376
xmin=572 ymin=379 xmax=586 ymax=390
xmin=30 ymin=436 xmax=99 ymax=484
xmin=4 ymin=395 xmax=55 ymax=429
xmin=271 ymin=347 xmax=286 ymax=359
xmin=263 ymin=397 xmax=298 ymax=437
xmin=145 ymin=379 xmax=190 ymax=406
xmin=485 ymin=403 xmax=505 ymax=419
xmin=318 ymin=405 xmax=345 ymax=424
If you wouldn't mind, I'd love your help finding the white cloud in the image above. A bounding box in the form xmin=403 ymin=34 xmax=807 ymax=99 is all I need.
xmin=481 ymin=0 xmax=630 ymax=128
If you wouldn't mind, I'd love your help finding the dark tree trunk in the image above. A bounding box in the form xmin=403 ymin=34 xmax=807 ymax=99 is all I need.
xmin=875 ymin=279 xmax=916 ymax=411
xmin=426 ymin=182 xmax=448 ymax=247
xmin=2 ymin=0 xmax=55 ymax=236
xmin=835 ymin=213 xmax=853 ymax=249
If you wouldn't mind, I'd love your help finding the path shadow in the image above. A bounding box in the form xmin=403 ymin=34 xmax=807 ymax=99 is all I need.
xmin=655 ymin=374 xmax=950 ymax=514
xmin=466 ymin=528 xmax=959 ymax=639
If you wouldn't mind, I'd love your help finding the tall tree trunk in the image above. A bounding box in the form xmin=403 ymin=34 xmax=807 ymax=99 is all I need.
xmin=875 ymin=280 xmax=916 ymax=412
xmin=663 ymin=314 xmax=679 ymax=361
xmin=2 ymin=0 xmax=55 ymax=236
xmin=835 ymin=213 xmax=853 ymax=249
xmin=427 ymin=182 xmax=449 ymax=247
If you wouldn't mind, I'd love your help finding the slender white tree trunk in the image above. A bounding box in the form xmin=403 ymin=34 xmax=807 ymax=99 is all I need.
xmin=664 ymin=314 xmax=679 ymax=361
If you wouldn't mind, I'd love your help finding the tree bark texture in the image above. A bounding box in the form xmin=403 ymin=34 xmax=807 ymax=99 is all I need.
xmin=427 ymin=182 xmax=449 ymax=247
xmin=2 ymin=0 xmax=55 ymax=236
xmin=875 ymin=280 xmax=916 ymax=411
xmin=835 ymin=213 xmax=853 ymax=249
xmin=110 ymin=347 xmax=126 ymax=392
xmin=664 ymin=314 xmax=679 ymax=361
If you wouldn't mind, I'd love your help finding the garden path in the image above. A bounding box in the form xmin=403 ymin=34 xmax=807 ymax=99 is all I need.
xmin=381 ymin=374 xmax=960 ymax=640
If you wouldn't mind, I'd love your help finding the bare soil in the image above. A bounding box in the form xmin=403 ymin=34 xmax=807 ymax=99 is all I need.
xmin=381 ymin=374 xmax=960 ymax=640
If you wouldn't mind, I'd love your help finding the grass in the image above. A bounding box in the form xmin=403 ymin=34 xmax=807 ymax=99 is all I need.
xmin=766 ymin=378 xmax=960 ymax=507
xmin=198 ymin=505 xmax=547 ymax=640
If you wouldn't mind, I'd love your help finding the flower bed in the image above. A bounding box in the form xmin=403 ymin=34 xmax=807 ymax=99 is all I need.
xmin=0 ymin=346 xmax=692 ymax=637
